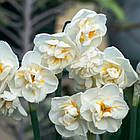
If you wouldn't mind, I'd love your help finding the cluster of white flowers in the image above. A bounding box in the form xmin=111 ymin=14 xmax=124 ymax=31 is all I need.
xmin=0 ymin=8 xmax=138 ymax=138
xmin=48 ymin=9 xmax=138 ymax=138
xmin=0 ymin=42 xmax=58 ymax=119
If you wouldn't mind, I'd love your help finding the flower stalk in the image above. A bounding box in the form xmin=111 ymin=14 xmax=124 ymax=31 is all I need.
xmin=87 ymin=132 xmax=96 ymax=140
xmin=29 ymin=103 xmax=41 ymax=140
xmin=55 ymin=73 xmax=62 ymax=140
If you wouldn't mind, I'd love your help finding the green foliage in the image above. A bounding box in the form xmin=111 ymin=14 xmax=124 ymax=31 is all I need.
xmin=0 ymin=7 xmax=9 ymax=26
xmin=95 ymin=0 xmax=125 ymax=22
xmin=75 ymin=0 xmax=125 ymax=22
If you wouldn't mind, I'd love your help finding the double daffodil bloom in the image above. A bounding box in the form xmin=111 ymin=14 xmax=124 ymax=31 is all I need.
xmin=96 ymin=47 xmax=138 ymax=89
xmin=34 ymin=33 xmax=78 ymax=74
xmin=64 ymin=9 xmax=107 ymax=54
xmin=0 ymin=41 xmax=19 ymax=93
xmin=68 ymin=49 xmax=103 ymax=90
xmin=0 ymin=90 xmax=27 ymax=120
xmin=13 ymin=51 xmax=58 ymax=103
xmin=49 ymin=93 xmax=88 ymax=137
xmin=80 ymin=84 xmax=129 ymax=134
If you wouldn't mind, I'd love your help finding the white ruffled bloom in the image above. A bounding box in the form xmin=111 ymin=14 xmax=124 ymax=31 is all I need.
xmin=69 ymin=49 xmax=103 ymax=78
xmin=34 ymin=33 xmax=78 ymax=74
xmin=49 ymin=93 xmax=88 ymax=137
xmin=64 ymin=9 xmax=107 ymax=54
xmin=68 ymin=49 xmax=103 ymax=90
xmin=96 ymin=47 xmax=138 ymax=89
xmin=13 ymin=51 xmax=58 ymax=103
xmin=0 ymin=90 xmax=27 ymax=120
xmin=80 ymin=84 xmax=129 ymax=134
xmin=0 ymin=41 xmax=19 ymax=93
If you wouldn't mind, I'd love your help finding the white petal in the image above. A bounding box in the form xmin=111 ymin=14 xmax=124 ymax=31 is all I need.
xmin=100 ymin=84 xmax=120 ymax=98
xmin=111 ymin=97 xmax=129 ymax=119
xmin=49 ymin=109 xmax=63 ymax=125
xmin=55 ymin=125 xmax=76 ymax=137
xmin=65 ymin=121 xmax=79 ymax=131
xmin=18 ymin=104 xmax=28 ymax=116
xmin=96 ymin=118 xmax=122 ymax=132
xmin=71 ymin=92 xmax=82 ymax=108
xmin=75 ymin=119 xmax=88 ymax=136
xmin=90 ymin=14 xmax=107 ymax=25
xmin=104 ymin=46 xmax=124 ymax=58
xmin=35 ymin=89 xmax=46 ymax=103
xmin=22 ymin=51 xmax=42 ymax=66
xmin=22 ymin=88 xmax=35 ymax=103
xmin=88 ymin=122 xmax=105 ymax=134
xmin=121 ymin=58 xmax=138 ymax=87
xmin=51 ymin=96 xmax=70 ymax=110
xmin=81 ymin=88 xmax=98 ymax=105
xmin=85 ymin=78 xmax=93 ymax=89
xmin=80 ymin=106 xmax=92 ymax=122
xmin=71 ymin=9 xmax=96 ymax=22
xmin=40 ymin=68 xmax=58 ymax=93
xmin=8 ymin=79 xmax=22 ymax=97
xmin=0 ymin=41 xmax=19 ymax=68
xmin=0 ymin=91 xmax=16 ymax=101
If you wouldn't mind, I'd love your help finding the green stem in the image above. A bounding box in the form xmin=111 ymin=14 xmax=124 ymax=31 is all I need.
xmin=55 ymin=73 xmax=62 ymax=97
xmin=29 ymin=103 xmax=40 ymax=140
xmin=129 ymin=105 xmax=137 ymax=140
xmin=100 ymin=134 xmax=104 ymax=140
xmin=136 ymin=101 xmax=140 ymax=140
xmin=87 ymin=132 xmax=96 ymax=140
xmin=55 ymin=73 xmax=62 ymax=140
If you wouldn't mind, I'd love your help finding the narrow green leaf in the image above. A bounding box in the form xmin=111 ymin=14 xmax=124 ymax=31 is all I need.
xmin=87 ymin=132 xmax=96 ymax=140
xmin=95 ymin=0 xmax=125 ymax=22
xmin=29 ymin=103 xmax=41 ymax=140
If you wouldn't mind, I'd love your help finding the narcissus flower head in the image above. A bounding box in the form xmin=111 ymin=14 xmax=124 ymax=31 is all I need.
xmin=64 ymin=9 xmax=107 ymax=54
xmin=96 ymin=47 xmax=138 ymax=89
xmin=13 ymin=51 xmax=58 ymax=103
xmin=0 ymin=90 xmax=27 ymax=120
xmin=34 ymin=33 xmax=78 ymax=74
xmin=80 ymin=84 xmax=129 ymax=134
xmin=49 ymin=93 xmax=88 ymax=137
xmin=0 ymin=41 xmax=19 ymax=93
xmin=68 ymin=49 xmax=103 ymax=90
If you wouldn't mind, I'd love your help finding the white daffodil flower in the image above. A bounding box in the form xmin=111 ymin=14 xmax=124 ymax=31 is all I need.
xmin=80 ymin=84 xmax=129 ymax=134
xmin=96 ymin=47 xmax=138 ymax=89
xmin=64 ymin=9 xmax=107 ymax=54
xmin=13 ymin=51 xmax=58 ymax=103
xmin=49 ymin=93 xmax=88 ymax=137
xmin=0 ymin=41 xmax=19 ymax=93
xmin=69 ymin=49 xmax=103 ymax=78
xmin=68 ymin=49 xmax=103 ymax=91
xmin=34 ymin=32 xmax=78 ymax=74
xmin=0 ymin=90 xmax=27 ymax=120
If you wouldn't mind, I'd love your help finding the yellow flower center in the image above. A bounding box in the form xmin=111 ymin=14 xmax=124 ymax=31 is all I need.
xmin=88 ymin=31 xmax=96 ymax=39
xmin=80 ymin=32 xmax=87 ymax=43
xmin=61 ymin=100 xmax=80 ymax=126
xmin=0 ymin=63 xmax=3 ymax=74
xmin=96 ymin=101 xmax=118 ymax=115
xmin=17 ymin=65 xmax=45 ymax=86
xmin=52 ymin=55 xmax=71 ymax=65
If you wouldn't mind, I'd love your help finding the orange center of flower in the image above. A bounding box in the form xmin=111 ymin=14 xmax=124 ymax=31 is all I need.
xmin=96 ymin=102 xmax=118 ymax=115
xmin=0 ymin=63 xmax=3 ymax=74
xmin=80 ymin=32 xmax=87 ymax=43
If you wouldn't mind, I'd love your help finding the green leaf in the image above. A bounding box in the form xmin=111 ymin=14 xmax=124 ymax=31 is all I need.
xmin=95 ymin=0 xmax=125 ymax=22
